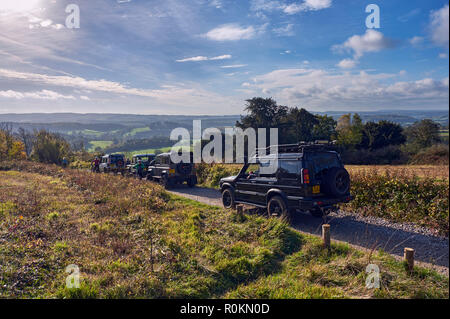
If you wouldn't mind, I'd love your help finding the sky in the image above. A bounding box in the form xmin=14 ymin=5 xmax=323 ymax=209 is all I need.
xmin=0 ymin=0 xmax=448 ymax=115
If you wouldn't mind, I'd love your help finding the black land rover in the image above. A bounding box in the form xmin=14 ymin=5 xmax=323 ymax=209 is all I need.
xmin=147 ymin=152 xmax=197 ymax=189
xmin=219 ymin=142 xmax=352 ymax=218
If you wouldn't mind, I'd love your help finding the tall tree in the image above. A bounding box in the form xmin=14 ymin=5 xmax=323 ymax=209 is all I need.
xmin=285 ymin=108 xmax=318 ymax=143
xmin=336 ymin=114 xmax=363 ymax=148
xmin=237 ymin=97 xmax=289 ymax=129
xmin=313 ymin=115 xmax=337 ymax=141
xmin=404 ymin=119 xmax=440 ymax=148
xmin=361 ymin=121 xmax=405 ymax=150
xmin=17 ymin=127 xmax=34 ymax=158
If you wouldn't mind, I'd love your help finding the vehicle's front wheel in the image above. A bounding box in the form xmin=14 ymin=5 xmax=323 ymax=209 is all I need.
xmin=267 ymin=196 xmax=289 ymax=221
xmin=161 ymin=175 xmax=173 ymax=189
xmin=222 ymin=188 xmax=236 ymax=209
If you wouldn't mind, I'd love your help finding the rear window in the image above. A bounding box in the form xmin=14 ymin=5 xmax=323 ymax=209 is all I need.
xmin=110 ymin=155 xmax=124 ymax=163
xmin=305 ymin=152 xmax=342 ymax=178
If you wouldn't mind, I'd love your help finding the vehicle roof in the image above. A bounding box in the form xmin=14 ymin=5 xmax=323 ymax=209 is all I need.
xmin=103 ymin=154 xmax=124 ymax=157
xmin=251 ymin=150 xmax=338 ymax=161
xmin=133 ymin=154 xmax=155 ymax=158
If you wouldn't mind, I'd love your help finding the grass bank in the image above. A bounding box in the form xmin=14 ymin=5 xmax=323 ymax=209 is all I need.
xmin=0 ymin=161 xmax=448 ymax=299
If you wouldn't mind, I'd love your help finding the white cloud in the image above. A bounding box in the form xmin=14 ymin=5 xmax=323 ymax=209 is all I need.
xmin=209 ymin=0 xmax=223 ymax=9
xmin=337 ymin=59 xmax=358 ymax=69
xmin=251 ymin=0 xmax=332 ymax=15
xmin=430 ymin=4 xmax=449 ymax=47
xmin=176 ymin=56 xmax=209 ymax=62
xmin=284 ymin=0 xmax=332 ymax=14
xmin=0 ymin=68 xmax=234 ymax=108
xmin=409 ymin=36 xmax=424 ymax=46
xmin=176 ymin=54 xmax=232 ymax=62
xmin=203 ymin=24 xmax=263 ymax=41
xmin=273 ymin=24 xmax=295 ymax=36
xmin=210 ymin=54 xmax=232 ymax=60
xmin=0 ymin=89 xmax=75 ymax=100
xmin=439 ymin=53 xmax=448 ymax=59
xmin=80 ymin=95 xmax=91 ymax=101
xmin=333 ymin=30 xmax=395 ymax=59
xmin=221 ymin=64 xmax=247 ymax=68
xmin=244 ymin=68 xmax=449 ymax=109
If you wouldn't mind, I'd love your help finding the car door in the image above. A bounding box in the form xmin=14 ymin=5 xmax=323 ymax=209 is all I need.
xmin=235 ymin=163 xmax=261 ymax=204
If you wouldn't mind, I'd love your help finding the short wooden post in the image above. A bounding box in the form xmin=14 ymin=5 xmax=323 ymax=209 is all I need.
xmin=236 ymin=205 xmax=244 ymax=220
xmin=322 ymin=224 xmax=330 ymax=249
xmin=404 ymin=248 xmax=415 ymax=274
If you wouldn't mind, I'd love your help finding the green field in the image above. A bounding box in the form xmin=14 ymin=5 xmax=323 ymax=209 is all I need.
xmin=88 ymin=141 xmax=114 ymax=152
xmin=124 ymin=127 xmax=151 ymax=137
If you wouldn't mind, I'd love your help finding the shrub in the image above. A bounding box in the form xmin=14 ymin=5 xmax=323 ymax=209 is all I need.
xmin=342 ymin=170 xmax=449 ymax=236
xmin=409 ymin=144 xmax=449 ymax=165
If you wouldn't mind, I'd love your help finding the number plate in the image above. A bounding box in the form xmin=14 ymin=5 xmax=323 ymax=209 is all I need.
xmin=312 ymin=185 xmax=321 ymax=194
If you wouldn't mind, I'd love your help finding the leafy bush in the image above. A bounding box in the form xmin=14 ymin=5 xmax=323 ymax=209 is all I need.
xmin=342 ymin=170 xmax=449 ymax=236
xmin=196 ymin=163 xmax=241 ymax=188
xmin=409 ymin=144 xmax=449 ymax=165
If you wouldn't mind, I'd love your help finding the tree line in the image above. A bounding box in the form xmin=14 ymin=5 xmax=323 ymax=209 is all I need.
xmin=0 ymin=124 xmax=72 ymax=164
xmin=235 ymin=97 xmax=448 ymax=165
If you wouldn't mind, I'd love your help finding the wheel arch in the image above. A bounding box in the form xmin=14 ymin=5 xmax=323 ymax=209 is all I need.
xmin=266 ymin=189 xmax=287 ymax=205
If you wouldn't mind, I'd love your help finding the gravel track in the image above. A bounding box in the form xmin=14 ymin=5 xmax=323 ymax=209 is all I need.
xmin=168 ymin=185 xmax=449 ymax=275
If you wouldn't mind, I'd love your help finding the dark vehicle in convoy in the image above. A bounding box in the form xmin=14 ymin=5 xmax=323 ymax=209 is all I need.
xmin=219 ymin=142 xmax=353 ymax=218
xmin=127 ymin=154 xmax=156 ymax=177
xmin=99 ymin=154 xmax=126 ymax=174
xmin=147 ymin=152 xmax=197 ymax=189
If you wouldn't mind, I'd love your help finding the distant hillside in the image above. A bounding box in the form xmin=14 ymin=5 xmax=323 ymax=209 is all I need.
xmin=1 ymin=110 xmax=447 ymax=152
xmin=315 ymin=110 xmax=449 ymax=127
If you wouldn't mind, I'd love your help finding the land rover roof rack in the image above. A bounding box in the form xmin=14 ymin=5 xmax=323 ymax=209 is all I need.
xmin=252 ymin=140 xmax=337 ymax=156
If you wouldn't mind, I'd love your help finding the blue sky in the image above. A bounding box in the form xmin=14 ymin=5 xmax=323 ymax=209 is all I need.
xmin=0 ymin=0 xmax=448 ymax=114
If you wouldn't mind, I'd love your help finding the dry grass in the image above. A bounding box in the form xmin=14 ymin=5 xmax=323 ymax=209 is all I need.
xmin=0 ymin=161 xmax=448 ymax=299
xmin=346 ymin=165 xmax=449 ymax=181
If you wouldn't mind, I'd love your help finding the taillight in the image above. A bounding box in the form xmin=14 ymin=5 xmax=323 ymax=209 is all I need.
xmin=302 ymin=168 xmax=310 ymax=184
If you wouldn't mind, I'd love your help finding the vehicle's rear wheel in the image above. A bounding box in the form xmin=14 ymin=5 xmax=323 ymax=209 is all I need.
xmin=309 ymin=208 xmax=324 ymax=218
xmin=187 ymin=177 xmax=196 ymax=187
xmin=267 ymin=196 xmax=290 ymax=221
xmin=222 ymin=188 xmax=236 ymax=209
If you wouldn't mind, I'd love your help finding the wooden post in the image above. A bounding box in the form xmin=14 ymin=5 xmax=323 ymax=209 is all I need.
xmin=404 ymin=248 xmax=415 ymax=274
xmin=236 ymin=205 xmax=244 ymax=219
xmin=322 ymin=224 xmax=330 ymax=249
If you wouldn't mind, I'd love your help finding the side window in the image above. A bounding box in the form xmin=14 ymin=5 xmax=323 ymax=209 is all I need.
xmin=278 ymin=160 xmax=300 ymax=179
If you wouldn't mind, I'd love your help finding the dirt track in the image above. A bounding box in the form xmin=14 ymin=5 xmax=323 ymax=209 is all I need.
xmin=168 ymin=185 xmax=449 ymax=274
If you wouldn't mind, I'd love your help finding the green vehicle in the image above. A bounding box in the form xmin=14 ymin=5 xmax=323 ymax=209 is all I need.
xmin=147 ymin=152 xmax=197 ymax=189
xmin=127 ymin=154 xmax=156 ymax=177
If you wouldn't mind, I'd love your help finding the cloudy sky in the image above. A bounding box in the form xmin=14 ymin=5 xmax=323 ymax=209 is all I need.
xmin=0 ymin=0 xmax=448 ymax=114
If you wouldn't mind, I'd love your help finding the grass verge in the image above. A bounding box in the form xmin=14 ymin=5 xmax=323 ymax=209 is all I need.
xmin=0 ymin=161 xmax=448 ymax=299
